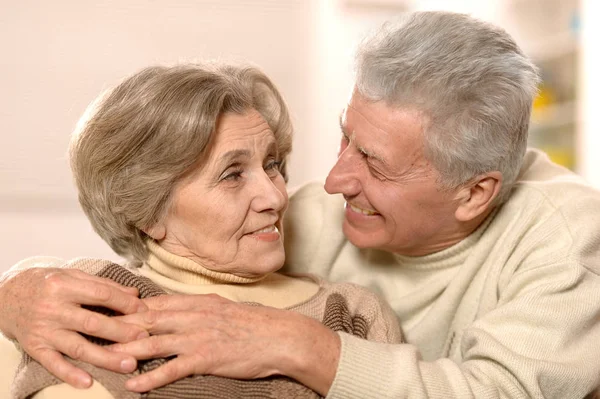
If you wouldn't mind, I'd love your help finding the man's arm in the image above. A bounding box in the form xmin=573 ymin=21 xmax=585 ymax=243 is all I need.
xmin=105 ymin=294 xmax=342 ymax=396
xmin=105 ymin=259 xmax=600 ymax=398
xmin=0 ymin=258 xmax=149 ymax=388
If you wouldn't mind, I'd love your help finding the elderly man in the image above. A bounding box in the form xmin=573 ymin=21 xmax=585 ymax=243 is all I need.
xmin=2 ymin=11 xmax=600 ymax=399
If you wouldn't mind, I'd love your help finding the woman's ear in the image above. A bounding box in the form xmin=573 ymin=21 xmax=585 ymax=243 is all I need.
xmin=143 ymin=223 xmax=166 ymax=240
xmin=455 ymin=171 xmax=502 ymax=222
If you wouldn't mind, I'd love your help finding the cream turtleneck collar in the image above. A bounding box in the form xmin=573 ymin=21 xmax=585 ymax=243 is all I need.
xmin=144 ymin=240 xmax=266 ymax=284
xmin=137 ymin=240 xmax=320 ymax=308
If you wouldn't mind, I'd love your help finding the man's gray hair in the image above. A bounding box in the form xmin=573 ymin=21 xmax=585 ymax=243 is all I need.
xmin=355 ymin=11 xmax=540 ymax=203
xmin=70 ymin=63 xmax=293 ymax=262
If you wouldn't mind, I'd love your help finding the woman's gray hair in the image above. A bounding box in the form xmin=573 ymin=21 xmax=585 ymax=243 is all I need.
xmin=70 ymin=63 xmax=293 ymax=262
xmin=355 ymin=11 xmax=540 ymax=203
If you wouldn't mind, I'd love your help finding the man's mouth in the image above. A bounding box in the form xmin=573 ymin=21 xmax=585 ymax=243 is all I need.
xmin=346 ymin=202 xmax=379 ymax=216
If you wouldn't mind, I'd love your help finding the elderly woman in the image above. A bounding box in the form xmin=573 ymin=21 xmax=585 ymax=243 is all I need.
xmin=1 ymin=63 xmax=401 ymax=398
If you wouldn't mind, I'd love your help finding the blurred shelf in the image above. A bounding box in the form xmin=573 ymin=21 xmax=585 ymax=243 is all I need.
xmin=531 ymin=100 xmax=576 ymax=129
xmin=525 ymin=32 xmax=578 ymax=62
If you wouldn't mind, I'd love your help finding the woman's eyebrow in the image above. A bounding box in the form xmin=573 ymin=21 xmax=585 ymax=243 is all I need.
xmin=216 ymin=149 xmax=250 ymax=169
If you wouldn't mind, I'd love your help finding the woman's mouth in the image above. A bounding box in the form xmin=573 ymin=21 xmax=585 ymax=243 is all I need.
xmin=247 ymin=225 xmax=281 ymax=242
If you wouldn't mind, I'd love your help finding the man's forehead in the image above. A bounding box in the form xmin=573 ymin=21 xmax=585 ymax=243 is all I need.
xmin=339 ymin=101 xmax=427 ymax=167
xmin=339 ymin=109 xmax=388 ymax=165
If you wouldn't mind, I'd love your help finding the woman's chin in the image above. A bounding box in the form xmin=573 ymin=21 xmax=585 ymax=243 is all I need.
xmin=238 ymin=252 xmax=285 ymax=280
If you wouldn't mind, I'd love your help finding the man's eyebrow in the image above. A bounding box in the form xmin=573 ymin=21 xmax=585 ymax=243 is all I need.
xmin=339 ymin=113 xmax=387 ymax=165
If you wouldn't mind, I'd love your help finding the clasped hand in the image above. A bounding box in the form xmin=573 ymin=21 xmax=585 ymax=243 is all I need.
xmin=0 ymin=268 xmax=338 ymax=395
xmin=108 ymin=295 xmax=297 ymax=392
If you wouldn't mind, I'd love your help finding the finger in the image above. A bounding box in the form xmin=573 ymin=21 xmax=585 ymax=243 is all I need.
xmin=108 ymin=334 xmax=181 ymax=359
xmin=46 ymin=273 xmax=147 ymax=314
xmin=35 ymin=348 xmax=93 ymax=388
xmin=68 ymin=269 xmax=141 ymax=295
xmin=125 ymin=356 xmax=196 ymax=392
xmin=51 ymin=330 xmax=140 ymax=374
xmin=60 ymin=306 xmax=149 ymax=343
xmin=112 ymin=310 xmax=178 ymax=334
xmin=143 ymin=293 xmax=229 ymax=312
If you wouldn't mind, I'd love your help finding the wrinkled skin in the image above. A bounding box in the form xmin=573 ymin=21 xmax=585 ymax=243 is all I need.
xmin=0 ymin=268 xmax=148 ymax=388
xmin=108 ymin=294 xmax=340 ymax=395
xmin=0 ymin=268 xmax=340 ymax=395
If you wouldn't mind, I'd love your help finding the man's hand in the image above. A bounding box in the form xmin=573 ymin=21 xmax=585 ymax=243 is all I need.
xmin=0 ymin=267 xmax=150 ymax=388
xmin=109 ymin=294 xmax=341 ymax=395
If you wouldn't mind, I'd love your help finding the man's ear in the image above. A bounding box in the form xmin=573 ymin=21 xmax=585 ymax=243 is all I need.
xmin=454 ymin=171 xmax=502 ymax=222
xmin=143 ymin=223 xmax=166 ymax=240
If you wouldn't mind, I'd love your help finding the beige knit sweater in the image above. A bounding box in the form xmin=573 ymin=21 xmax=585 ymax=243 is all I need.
xmin=1 ymin=242 xmax=402 ymax=398
xmin=281 ymin=149 xmax=600 ymax=398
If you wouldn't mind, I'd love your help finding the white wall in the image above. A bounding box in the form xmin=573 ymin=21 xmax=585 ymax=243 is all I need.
xmin=579 ymin=0 xmax=600 ymax=187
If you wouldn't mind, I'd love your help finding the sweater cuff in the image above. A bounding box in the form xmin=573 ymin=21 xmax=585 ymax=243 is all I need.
xmin=326 ymin=332 xmax=399 ymax=399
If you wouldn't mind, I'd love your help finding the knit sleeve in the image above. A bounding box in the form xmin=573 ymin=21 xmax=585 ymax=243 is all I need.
xmin=0 ymin=256 xmax=67 ymax=285
xmin=326 ymin=261 xmax=600 ymax=399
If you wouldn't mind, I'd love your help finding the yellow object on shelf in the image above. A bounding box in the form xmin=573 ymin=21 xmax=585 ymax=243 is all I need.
xmin=533 ymin=84 xmax=557 ymax=113
xmin=541 ymin=146 xmax=575 ymax=169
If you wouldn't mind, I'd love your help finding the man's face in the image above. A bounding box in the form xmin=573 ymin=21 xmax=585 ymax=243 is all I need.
xmin=324 ymin=93 xmax=462 ymax=256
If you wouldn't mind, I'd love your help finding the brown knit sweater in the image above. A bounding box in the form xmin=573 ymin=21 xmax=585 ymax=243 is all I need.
xmin=10 ymin=259 xmax=402 ymax=399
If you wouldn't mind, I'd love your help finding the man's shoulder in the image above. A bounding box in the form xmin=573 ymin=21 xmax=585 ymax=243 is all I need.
xmin=288 ymin=181 xmax=334 ymax=203
xmin=286 ymin=181 xmax=345 ymax=226
xmin=499 ymin=149 xmax=600 ymax=274
xmin=282 ymin=181 xmax=347 ymax=275
xmin=515 ymin=149 xmax=600 ymax=202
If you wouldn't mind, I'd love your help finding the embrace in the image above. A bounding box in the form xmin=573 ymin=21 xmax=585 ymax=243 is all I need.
xmin=1 ymin=11 xmax=600 ymax=399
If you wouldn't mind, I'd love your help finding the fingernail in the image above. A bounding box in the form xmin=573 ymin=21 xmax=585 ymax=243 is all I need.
xmin=121 ymin=358 xmax=136 ymax=372
xmin=137 ymin=304 xmax=148 ymax=312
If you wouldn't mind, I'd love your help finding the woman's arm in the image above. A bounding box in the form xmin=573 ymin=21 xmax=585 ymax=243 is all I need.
xmin=0 ymin=258 xmax=149 ymax=388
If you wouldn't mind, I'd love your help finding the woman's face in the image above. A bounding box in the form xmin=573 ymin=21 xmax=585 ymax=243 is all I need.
xmin=155 ymin=109 xmax=288 ymax=278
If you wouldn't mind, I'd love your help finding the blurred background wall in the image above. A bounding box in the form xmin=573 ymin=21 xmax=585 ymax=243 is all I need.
xmin=1 ymin=0 xmax=596 ymax=272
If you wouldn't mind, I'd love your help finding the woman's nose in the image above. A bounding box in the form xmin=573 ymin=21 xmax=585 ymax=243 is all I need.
xmin=252 ymin=170 xmax=287 ymax=213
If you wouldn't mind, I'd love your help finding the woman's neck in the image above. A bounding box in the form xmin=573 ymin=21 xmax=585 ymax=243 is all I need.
xmin=145 ymin=240 xmax=267 ymax=285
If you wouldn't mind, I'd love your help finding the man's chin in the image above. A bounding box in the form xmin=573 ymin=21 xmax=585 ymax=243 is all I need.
xmin=342 ymin=222 xmax=381 ymax=249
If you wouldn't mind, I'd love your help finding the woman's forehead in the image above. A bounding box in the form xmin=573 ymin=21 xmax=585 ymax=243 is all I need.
xmin=208 ymin=111 xmax=276 ymax=163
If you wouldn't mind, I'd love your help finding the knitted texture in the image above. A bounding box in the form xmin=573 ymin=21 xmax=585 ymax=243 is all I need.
xmin=11 ymin=260 xmax=402 ymax=399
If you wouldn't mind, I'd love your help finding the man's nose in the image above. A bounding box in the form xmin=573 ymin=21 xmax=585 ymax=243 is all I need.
xmin=324 ymin=146 xmax=361 ymax=196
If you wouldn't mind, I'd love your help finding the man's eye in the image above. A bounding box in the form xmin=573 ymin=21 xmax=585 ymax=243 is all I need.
xmin=368 ymin=165 xmax=387 ymax=181
xmin=265 ymin=160 xmax=283 ymax=172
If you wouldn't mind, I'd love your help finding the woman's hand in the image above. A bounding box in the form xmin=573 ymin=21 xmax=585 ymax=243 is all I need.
xmin=0 ymin=267 xmax=150 ymax=388
xmin=109 ymin=294 xmax=341 ymax=395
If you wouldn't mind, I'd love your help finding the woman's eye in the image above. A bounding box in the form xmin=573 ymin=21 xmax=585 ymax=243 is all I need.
xmin=222 ymin=170 xmax=243 ymax=181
